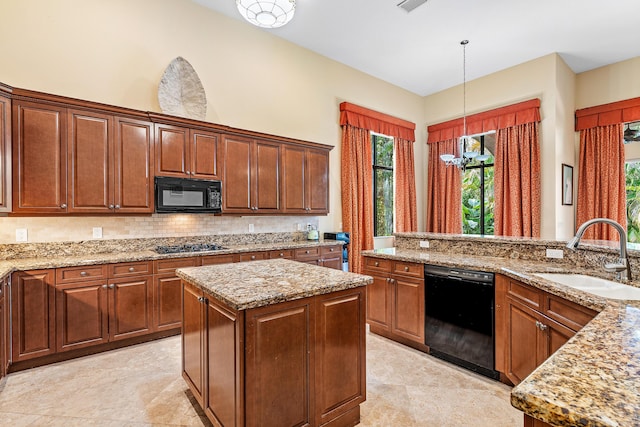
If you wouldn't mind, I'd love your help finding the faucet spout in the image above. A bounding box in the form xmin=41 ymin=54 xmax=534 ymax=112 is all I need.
xmin=567 ymin=218 xmax=631 ymax=281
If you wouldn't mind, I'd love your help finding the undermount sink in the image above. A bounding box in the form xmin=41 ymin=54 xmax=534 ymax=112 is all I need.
xmin=533 ymin=273 xmax=640 ymax=300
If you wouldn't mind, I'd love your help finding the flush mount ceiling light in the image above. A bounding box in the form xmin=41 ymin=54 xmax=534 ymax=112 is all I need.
xmin=236 ymin=0 xmax=296 ymax=28
xmin=440 ymin=40 xmax=489 ymax=170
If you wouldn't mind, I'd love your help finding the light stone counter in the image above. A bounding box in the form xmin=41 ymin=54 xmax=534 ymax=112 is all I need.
xmin=363 ymin=247 xmax=640 ymax=427
xmin=176 ymin=258 xmax=372 ymax=310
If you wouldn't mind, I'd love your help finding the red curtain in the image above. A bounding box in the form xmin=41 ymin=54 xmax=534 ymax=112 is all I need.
xmin=426 ymin=139 xmax=462 ymax=233
xmin=395 ymin=137 xmax=418 ymax=232
xmin=341 ymin=125 xmax=374 ymax=273
xmin=576 ymin=124 xmax=626 ymax=240
xmin=494 ymin=123 xmax=541 ymax=237
xmin=340 ymin=102 xmax=416 ymax=141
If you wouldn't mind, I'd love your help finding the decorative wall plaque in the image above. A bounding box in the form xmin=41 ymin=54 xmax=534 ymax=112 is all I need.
xmin=158 ymin=57 xmax=207 ymax=120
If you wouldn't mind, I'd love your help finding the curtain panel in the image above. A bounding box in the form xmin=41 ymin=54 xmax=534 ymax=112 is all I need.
xmin=494 ymin=122 xmax=541 ymax=237
xmin=576 ymin=124 xmax=626 ymax=241
xmin=395 ymin=137 xmax=418 ymax=232
xmin=426 ymin=139 xmax=462 ymax=233
xmin=341 ymin=125 xmax=374 ymax=274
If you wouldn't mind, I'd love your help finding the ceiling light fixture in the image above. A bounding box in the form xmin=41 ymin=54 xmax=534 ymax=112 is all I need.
xmin=236 ymin=0 xmax=296 ymax=29
xmin=440 ymin=40 xmax=489 ymax=170
xmin=624 ymin=122 xmax=640 ymax=143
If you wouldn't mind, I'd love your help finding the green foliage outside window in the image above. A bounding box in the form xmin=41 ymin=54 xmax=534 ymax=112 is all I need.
xmin=461 ymin=136 xmax=495 ymax=235
xmin=626 ymin=162 xmax=640 ymax=243
xmin=372 ymin=134 xmax=394 ymax=237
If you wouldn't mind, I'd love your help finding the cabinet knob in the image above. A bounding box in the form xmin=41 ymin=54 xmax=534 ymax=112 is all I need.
xmin=186 ymin=171 xmax=191 ymax=175
xmin=109 ymin=284 xmax=115 ymax=289
xmin=102 ymin=285 xmax=107 ymax=289
xmin=279 ymin=253 xmax=284 ymax=257
xmin=80 ymin=271 xmax=87 ymax=277
xmin=128 ymin=267 xmax=135 ymax=272
xmin=404 ymin=266 xmax=409 ymax=272
xmin=197 ymin=296 xmax=207 ymax=303
xmin=251 ymin=255 xmax=256 ymax=260
xmin=305 ymin=250 xmax=310 ymax=254
xmin=374 ymin=261 xmax=379 ymax=267
xmin=115 ymin=205 xmax=121 ymax=209
xmin=60 ymin=203 xmax=67 ymax=209
xmin=329 ymin=248 xmax=334 ymax=252
xmin=109 ymin=204 xmax=115 ymax=209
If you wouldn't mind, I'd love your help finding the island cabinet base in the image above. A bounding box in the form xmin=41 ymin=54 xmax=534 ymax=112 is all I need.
xmin=182 ymin=281 xmax=366 ymax=427
xmin=524 ymin=414 xmax=553 ymax=427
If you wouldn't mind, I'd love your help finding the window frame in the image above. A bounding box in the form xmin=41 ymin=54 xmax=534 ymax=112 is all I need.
xmin=462 ymin=134 xmax=494 ymax=235
xmin=371 ymin=132 xmax=395 ymax=237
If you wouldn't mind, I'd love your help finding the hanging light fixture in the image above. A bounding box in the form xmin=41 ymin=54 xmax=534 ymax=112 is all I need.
xmin=236 ymin=0 xmax=296 ymax=29
xmin=440 ymin=40 xmax=489 ymax=170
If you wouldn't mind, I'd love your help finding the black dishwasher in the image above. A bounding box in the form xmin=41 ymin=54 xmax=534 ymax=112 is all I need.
xmin=424 ymin=264 xmax=499 ymax=380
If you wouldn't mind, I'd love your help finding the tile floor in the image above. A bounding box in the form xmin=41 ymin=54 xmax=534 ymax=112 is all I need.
xmin=0 ymin=332 xmax=522 ymax=426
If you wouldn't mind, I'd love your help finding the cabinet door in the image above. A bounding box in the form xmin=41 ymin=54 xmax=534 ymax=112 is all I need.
xmin=108 ymin=276 xmax=152 ymax=341
xmin=155 ymin=124 xmax=189 ymax=177
xmin=320 ymin=246 xmax=342 ymax=270
xmin=505 ymin=298 xmax=545 ymax=385
xmin=182 ymin=281 xmax=205 ymax=405
xmin=114 ymin=117 xmax=154 ymax=213
xmin=391 ymin=275 xmax=425 ymax=343
xmin=238 ymin=251 xmax=268 ymax=262
xmin=12 ymin=101 xmax=67 ymax=213
xmin=0 ymin=94 xmax=11 ymax=212
xmin=314 ymin=288 xmax=366 ymax=426
xmin=67 ymin=109 xmax=113 ymax=213
xmin=245 ymin=299 xmax=313 ymax=427
xmin=223 ymin=135 xmax=252 ymax=212
xmin=362 ymin=269 xmax=391 ymax=332
xmin=153 ymin=274 xmax=183 ymax=332
xmin=56 ymin=280 xmax=109 ymax=352
xmin=306 ymin=149 xmax=329 ymax=214
xmin=11 ymin=270 xmax=56 ymax=362
xmin=190 ymin=129 xmax=221 ymax=180
xmin=281 ymin=145 xmax=306 ymax=213
xmin=254 ymin=140 xmax=280 ymax=212
xmin=0 ymin=284 xmax=4 ymax=378
xmin=205 ymin=297 xmax=244 ymax=427
xmin=544 ymin=317 xmax=575 ymax=359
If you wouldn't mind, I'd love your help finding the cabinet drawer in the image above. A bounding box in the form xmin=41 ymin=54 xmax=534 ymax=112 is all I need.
xmin=295 ymin=247 xmax=320 ymax=259
xmin=269 ymin=249 xmax=294 ymax=259
xmin=544 ymin=294 xmax=597 ymax=332
xmin=392 ymin=261 xmax=423 ymax=278
xmin=109 ymin=261 xmax=153 ymax=278
xmin=320 ymin=245 xmax=341 ymax=257
xmin=201 ymin=254 xmax=235 ymax=265
xmin=154 ymin=257 xmax=200 ymax=274
xmin=363 ymin=257 xmax=391 ymax=273
xmin=56 ymin=265 xmax=108 ymax=284
xmin=239 ymin=252 xmax=268 ymax=262
xmin=506 ymin=279 xmax=543 ymax=310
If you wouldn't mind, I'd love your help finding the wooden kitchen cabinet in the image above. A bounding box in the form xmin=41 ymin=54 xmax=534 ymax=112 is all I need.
xmin=223 ymin=135 xmax=280 ymax=214
xmin=12 ymin=100 xmax=67 ymax=213
xmin=182 ymin=281 xmax=206 ymax=405
xmin=362 ymin=256 xmax=425 ymax=347
xmin=0 ymin=88 xmax=12 ymax=212
xmin=496 ymin=274 xmax=597 ymax=385
xmin=155 ymin=124 xmax=221 ymax=180
xmin=153 ymin=257 xmax=199 ymax=332
xmin=0 ymin=277 xmax=6 ymax=378
xmin=108 ymin=275 xmax=153 ymax=341
xmin=281 ymin=145 xmax=329 ymax=214
xmin=524 ymin=415 xmax=554 ymax=427
xmin=11 ymin=270 xmax=56 ymax=362
xmin=319 ymin=245 xmax=342 ymax=269
xmin=238 ymin=251 xmax=268 ymax=262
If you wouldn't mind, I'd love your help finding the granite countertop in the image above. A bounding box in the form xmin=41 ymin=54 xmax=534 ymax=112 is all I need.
xmin=0 ymin=239 xmax=345 ymax=280
xmin=176 ymin=258 xmax=372 ymax=310
xmin=363 ymin=247 xmax=640 ymax=427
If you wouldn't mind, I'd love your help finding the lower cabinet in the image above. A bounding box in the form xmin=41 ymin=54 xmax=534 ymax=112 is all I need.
xmin=0 ymin=277 xmax=6 ymax=378
xmin=524 ymin=414 xmax=554 ymax=427
xmin=183 ymin=281 xmax=366 ymax=427
xmin=109 ymin=275 xmax=153 ymax=341
xmin=495 ymin=274 xmax=597 ymax=385
xmin=153 ymin=257 xmax=199 ymax=332
xmin=362 ymin=256 xmax=425 ymax=346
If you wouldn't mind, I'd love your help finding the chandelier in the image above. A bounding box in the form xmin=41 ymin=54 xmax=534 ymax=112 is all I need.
xmin=440 ymin=40 xmax=489 ymax=170
xmin=236 ymin=0 xmax=296 ymax=29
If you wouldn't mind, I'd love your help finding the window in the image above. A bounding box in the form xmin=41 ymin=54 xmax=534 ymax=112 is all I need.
xmin=625 ymin=121 xmax=640 ymax=242
xmin=372 ymin=133 xmax=394 ymax=236
xmin=461 ymin=133 xmax=495 ymax=235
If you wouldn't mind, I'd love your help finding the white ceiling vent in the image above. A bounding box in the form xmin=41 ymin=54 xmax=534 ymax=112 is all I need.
xmin=397 ymin=0 xmax=428 ymax=13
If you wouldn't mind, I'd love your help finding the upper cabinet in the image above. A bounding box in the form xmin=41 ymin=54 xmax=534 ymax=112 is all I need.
xmin=0 ymin=88 xmax=12 ymax=212
xmin=281 ymin=146 xmax=329 ymax=214
xmin=223 ymin=135 xmax=280 ymax=214
xmin=155 ymin=124 xmax=221 ymax=180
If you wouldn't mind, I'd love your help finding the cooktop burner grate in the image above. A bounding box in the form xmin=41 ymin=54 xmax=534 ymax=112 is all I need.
xmin=154 ymin=244 xmax=226 ymax=254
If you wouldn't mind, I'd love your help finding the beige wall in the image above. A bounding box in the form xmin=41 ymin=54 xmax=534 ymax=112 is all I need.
xmin=423 ymin=54 xmax=577 ymax=239
xmin=0 ymin=0 xmax=425 ymax=243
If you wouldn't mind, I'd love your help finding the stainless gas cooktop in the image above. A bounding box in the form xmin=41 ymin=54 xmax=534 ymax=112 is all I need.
xmin=154 ymin=244 xmax=226 ymax=254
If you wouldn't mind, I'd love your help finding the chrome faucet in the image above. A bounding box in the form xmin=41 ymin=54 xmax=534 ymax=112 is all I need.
xmin=566 ymin=218 xmax=632 ymax=281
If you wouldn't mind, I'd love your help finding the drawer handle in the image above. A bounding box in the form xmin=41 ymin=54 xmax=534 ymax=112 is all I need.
xmin=80 ymin=271 xmax=88 ymax=277
xmin=251 ymin=255 xmax=256 ymax=260
xmin=305 ymin=250 xmax=310 ymax=254
xmin=404 ymin=266 xmax=409 ymax=272
xmin=374 ymin=261 xmax=379 ymax=267
xmin=128 ymin=267 xmax=135 ymax=272
xmin=279 ymin=253 xmax=284 ymax=257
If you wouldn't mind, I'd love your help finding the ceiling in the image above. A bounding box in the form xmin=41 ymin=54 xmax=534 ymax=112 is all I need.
xmin=193 ymin=0 xmax=640 ymax=97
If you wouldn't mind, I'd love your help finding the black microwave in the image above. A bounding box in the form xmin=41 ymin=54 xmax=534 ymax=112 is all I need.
xmin=155 ymin=176 xmax=222 ymax=214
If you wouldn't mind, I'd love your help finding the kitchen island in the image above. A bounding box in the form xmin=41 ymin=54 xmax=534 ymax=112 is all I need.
xmin=176 ymin=259 xmax=372 ymax=427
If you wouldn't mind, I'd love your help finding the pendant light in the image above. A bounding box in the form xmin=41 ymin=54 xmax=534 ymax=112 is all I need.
xmin=440 ymin=40 xmax=489 ymax=170
xmin=236 ymin=0 xmax=296 ymax=29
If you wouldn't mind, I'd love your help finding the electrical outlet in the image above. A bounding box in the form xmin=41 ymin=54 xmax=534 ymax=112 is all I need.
xmin=92 ymin=227 xmax=103 ymax=239
xmin=16 ymin=228 xmax=28 ymax=242
xmin=248 ymin=223 xmax=254 ymax=233
xmin=546 ymin=248 xmax=564 ymax=259
xmin=297 ymin=223 xmax=303 ymax=231
xmin=419 ymin=240 xmax=430 ymax=249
